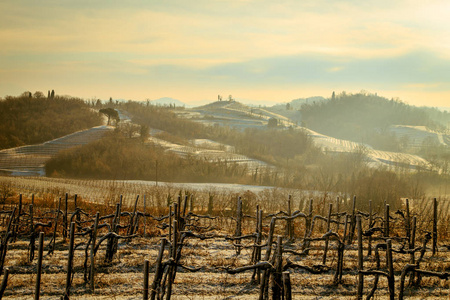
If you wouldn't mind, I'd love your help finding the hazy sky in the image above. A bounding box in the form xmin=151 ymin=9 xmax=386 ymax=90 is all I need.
xmin=1 ymin=0 xmax=450 ymax=107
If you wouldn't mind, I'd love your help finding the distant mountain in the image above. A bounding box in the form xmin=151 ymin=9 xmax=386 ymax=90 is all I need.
xmin=151 ymin=97 xmax=186 ymax=107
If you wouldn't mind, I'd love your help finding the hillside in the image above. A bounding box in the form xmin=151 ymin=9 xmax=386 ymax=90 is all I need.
xmin=300 ymin=92 xmax=450 ymax=151
xmin=0 ymin=94 xmax=102 ymax=150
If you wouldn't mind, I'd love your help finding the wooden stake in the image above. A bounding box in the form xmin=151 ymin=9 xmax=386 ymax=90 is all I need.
xmin=356 ymin=215 xmax=363 ymax=300
xmin=259 ymin=217 xmax=275 ymax=300
xmin=150 ymin=238 xmax=167 ymax=300
xmin=384 ymin=204 xmax=390 ymax=238
xmin=143 ymin=195 xmax=147 ymax=237
xmin=348 ymin=196 xmax=357 ymax=244
xmin=303 ymin=199 xmax=313 ymax=253
xmin=322 ymin=203 xmax=332 ymax=265
xmin=282 ymin=272 xmax=292 ymax=300
xmin=336 ymin=196 xmax=340 ymax=232
xmin=0 ymin=267 xmax=9 ymax=299
xmin=367 ymin=200 xmax=372 ymax=256
xmin=63 ymin=193 xmax=68 ymax=240
xmin=90 ymin=212 xmax=99 ymax=293
xmin=386 ymin=239 xmax=395 ymax=300
xmin=271 ymin=236 xmax=283 ymax=300
xmin=432 ymin=198 xmax=437 ymax=255
xmin=64 ymin=222 xmax=75 ymax=300
xmin=409 ymin=216 xmax=417 ymax=286
xmin=143 ymin=259 xmax=149 ymax=300
xmin=35 ymin=232 xmax=44 ymax=300
xmin=235 ymin=197 xmax=243 ymax=255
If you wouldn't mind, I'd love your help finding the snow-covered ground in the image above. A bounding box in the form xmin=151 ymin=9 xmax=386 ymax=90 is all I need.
xmin=305 ymin=127 xmax=431 ymax=170
xmin=389 ymin=125 xmax=449 ymax=147
xmin=146 ymin=136 xmax=270 ymax=172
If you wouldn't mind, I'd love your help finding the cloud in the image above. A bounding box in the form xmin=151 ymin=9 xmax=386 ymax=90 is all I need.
xmin=1 ymin=0 xmax=450 ymax=107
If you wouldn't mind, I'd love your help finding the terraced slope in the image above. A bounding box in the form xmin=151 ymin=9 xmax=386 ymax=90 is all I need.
xmin=389 ymin=125 xmax=450 ymax=147
xmin=306 ymin=128 xmax=430 ymax=170
xmin=147 ymin=136 xmax=270 ymax=173
xmin=190 ymin=101 xmax=433 ymax=171
xmin=0 ymin=126 xmax=113 ymax=176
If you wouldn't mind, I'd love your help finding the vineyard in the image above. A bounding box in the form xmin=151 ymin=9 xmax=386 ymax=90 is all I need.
xmin=0 ymin=183 xmax=448 ymax=299
xmin=0 ymin=126 xmax=112 ymax=176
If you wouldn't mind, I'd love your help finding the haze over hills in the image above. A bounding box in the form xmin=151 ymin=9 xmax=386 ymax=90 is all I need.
xmin=1 ymin=90 xmax=449 ymax=203
xmin=150 ymin=97 xmax=187 ymax=107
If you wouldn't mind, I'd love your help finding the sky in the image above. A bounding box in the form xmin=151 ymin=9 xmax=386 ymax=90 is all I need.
xmin=1 ymin=0 xmax=450 ymax=107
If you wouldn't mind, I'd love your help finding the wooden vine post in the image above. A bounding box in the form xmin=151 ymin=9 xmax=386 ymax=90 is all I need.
xmin=35 ymin=232 xmax=44 ymax=300
xmin=367 ymin=200 xmax=372 ymax=256
xmin=0 ymin=267 xmax=9 ymax=299
xmin=49 ymin=198 xmax=62 ymax=255
xmin=143 ymin=195 xmax=147 ymax=237
xmin=347 ymin=196 xmax=357 ymax=244
xmin=356 ymin=215 xmax=364 ymax=300
xmin=322 ymin=203 xmax=332 ymax=265
xmin=165 ymin=220 xmax=178 ymax=300
xmin=90 ymin=212 xmax=99 ymax=293
xmin=286 ymin=195 xmax=294 ymax=241
xmin=271 ymin=236 xmax=283 ymax=299
xmin=384 ymin=204 xmax=390 ymax=238
xmin=302 ymin=199 xmax=313 ymax=253
xmin=335 ymin=196 xmax=340 ymax=232
xmin=282 ymin=272 xmax=292 ymax=300
xmin=63 ymin=193 xmax=68 ymax=241
xmin=259 ymin=217 xmax=276 ymax=300
xmin=64 ymin=222 xmax=75 ymax=300
xmin=432 ymin=198 xmax=437 ymax=256
xmin=405 ymin=199 xmax=411 ymax=249
xmin=235 ymin=197 xmax=243 ymax=255
xmin=143 ymin=259 xmax=149 ymax=300
xmin=150 ymin=238 xmax=167 ymax=300
xmin=386 ymin=239 xmax=395 ymax=300
xmin=409 ymin=216 xmax=417 ymax=286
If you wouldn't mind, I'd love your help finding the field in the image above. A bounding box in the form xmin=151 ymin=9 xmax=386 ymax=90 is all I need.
xmin=0 ymin=177 xmax=449 ymax=299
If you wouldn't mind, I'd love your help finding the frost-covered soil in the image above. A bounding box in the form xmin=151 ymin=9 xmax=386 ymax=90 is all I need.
xmin=2 ymin=234 xmax=449 ymax=299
